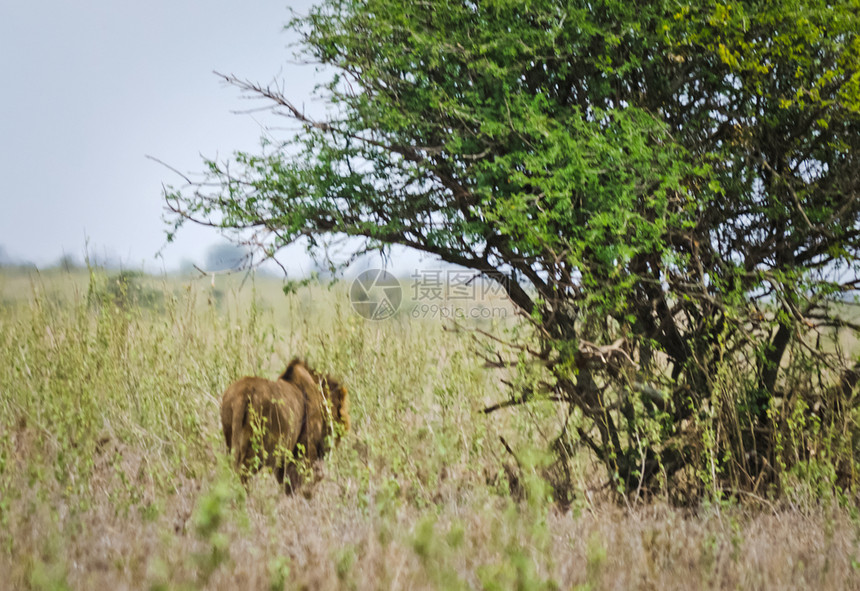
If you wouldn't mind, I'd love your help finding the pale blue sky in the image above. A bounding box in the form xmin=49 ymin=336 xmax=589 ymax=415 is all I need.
xmin=0 ymin=1 xmax=325 ymax=272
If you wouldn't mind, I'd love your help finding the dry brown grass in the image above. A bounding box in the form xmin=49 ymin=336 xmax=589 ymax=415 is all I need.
xmin=3 ymin=462 xmax=858 ymax=590
xmin=0 ymin=268 xmax=859 ymax=590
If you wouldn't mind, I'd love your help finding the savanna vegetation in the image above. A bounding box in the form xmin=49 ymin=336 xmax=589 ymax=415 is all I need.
xmin=0 ymin=267 xmax=859 ymax=589
xmin=4 ymin=0 xmax=860 ymax=587
xmin=165 ymin=0 xmax=860 ymax=502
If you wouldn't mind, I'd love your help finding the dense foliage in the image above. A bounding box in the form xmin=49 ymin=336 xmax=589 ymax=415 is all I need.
xmin=166 ymin=0 xmax=860 ymax=501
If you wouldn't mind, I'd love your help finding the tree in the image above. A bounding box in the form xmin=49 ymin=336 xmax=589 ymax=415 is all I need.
xmin=205 ymin=242 xmax=252 ymax=272
xmin=166 ymin=0 xmax=860 ymax=501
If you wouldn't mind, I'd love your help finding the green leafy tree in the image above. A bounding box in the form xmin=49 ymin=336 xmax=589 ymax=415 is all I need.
xmin=166 ymin=0 xmax=860 ymax=501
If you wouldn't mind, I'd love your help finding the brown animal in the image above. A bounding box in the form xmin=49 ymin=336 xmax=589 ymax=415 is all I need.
xmin=220 ymin=358 xmax=349 ymax=494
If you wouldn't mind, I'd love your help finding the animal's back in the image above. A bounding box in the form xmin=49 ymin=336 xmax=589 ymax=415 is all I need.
xmin=220 ymin=361 xmax=348 ymax=494
xmin=220 ymin=376 xmax=305 ymax=477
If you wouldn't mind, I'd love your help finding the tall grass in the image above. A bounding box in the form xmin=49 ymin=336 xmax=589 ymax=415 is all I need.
xmin=0 ymin=268 xmax=858 ymax=589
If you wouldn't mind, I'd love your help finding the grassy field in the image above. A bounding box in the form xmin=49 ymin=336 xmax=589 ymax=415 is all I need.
xmin=1 ymin=267 xmax=859 ymax=590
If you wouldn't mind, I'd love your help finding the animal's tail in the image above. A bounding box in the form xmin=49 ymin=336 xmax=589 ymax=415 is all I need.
xmin=230 ymin=392 xmax=251 ymax=474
